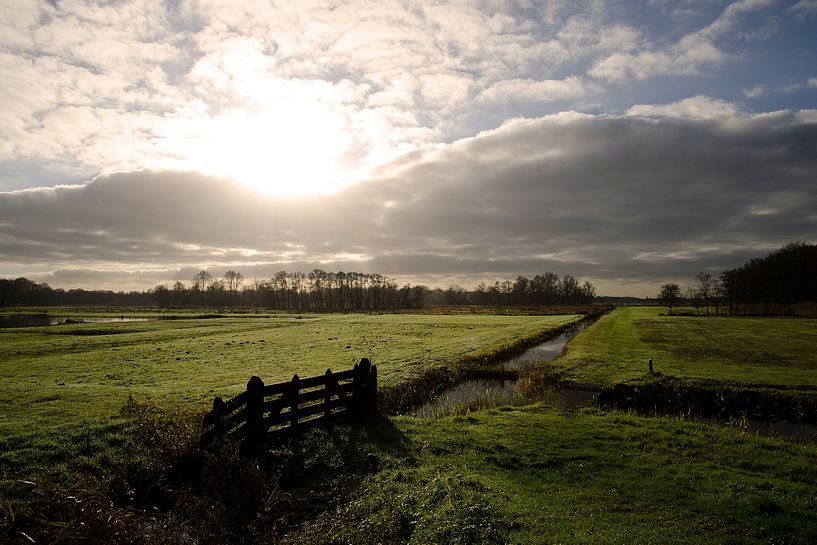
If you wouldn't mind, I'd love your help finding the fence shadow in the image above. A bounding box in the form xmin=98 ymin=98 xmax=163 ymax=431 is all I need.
xmin=189 ymin=361 xmax=416 ymax=540
xmin=194 ymin=415 xmax=415 ymax=540
xmin=271 ymin=415 xmax=416 ymax=489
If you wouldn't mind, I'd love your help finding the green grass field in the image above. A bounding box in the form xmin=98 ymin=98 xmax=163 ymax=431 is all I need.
xmin=4 ymin=309 xmax=817 ymax=543
xmin=0 ymin=313 xmax=580 ymax=464
xmin=6 ymin=402 xmax=817 ymax=544
xmin=286 ymin=406 xmax=817 ymax=545
xmin=556 ymin=307 xmax=817 ymax=387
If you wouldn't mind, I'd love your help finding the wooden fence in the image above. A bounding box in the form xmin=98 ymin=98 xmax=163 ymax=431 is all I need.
xmin=200 ymin=358 xmax=377 ymax=448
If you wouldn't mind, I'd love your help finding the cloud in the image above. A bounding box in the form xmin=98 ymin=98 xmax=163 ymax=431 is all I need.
xmin=2 ymin=0 xmax=814 ymax=197
xmin=743 ymin=77 xmax=817 ymax=98
xmin=589 ymin=0 xmax=773 ymax=83
xmin=4 ymin=0 xmax=624 ymax=191
xmin=743 ymin=84 xmax=766 ymax=98
xmin=476 ymin=76 xmax=599 ymax=105
xmin=3 ymin=105 xmax=816 ymax=294
xmin=790 ymin=0 xmax=817 ymax=21
xmin=626 ymin=96 xmax=742 ymax=119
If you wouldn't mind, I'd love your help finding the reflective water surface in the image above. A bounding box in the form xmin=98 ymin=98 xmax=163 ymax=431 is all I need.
xmin=414 ymin=316 xmax=600 ymax=417
xmin=0 ymin=315 xmax=153 ymax=328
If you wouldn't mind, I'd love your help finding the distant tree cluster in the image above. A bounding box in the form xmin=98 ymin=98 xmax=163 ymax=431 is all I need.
xmin=720 ymin=242 xmax=817 ymax=315
xmin=454 ymin=273 xmax=596 ymax=306
xmin=0 ymin=277 xmax=152 ymax=307
xmin=154 ymin=270 xmax=422 ymax=311
xmin=657 ymin=242 xmax=817 ymax=316
xmin=2 ymin=269 xmax=597 ymax=310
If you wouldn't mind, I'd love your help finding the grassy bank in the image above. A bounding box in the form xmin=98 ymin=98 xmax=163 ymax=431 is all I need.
xmin=8 ymin=403 xmax=815 ymax=544
xmin=556 ymin=307 xmax=817 ymax=387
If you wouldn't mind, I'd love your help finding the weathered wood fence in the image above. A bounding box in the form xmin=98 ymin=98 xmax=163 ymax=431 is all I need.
xmin=201 ymin=358 xmax=377 ymax=448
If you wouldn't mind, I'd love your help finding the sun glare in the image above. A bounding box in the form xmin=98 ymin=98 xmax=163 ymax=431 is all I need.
xmin=161 ymin=95 xmax=355 ymax=196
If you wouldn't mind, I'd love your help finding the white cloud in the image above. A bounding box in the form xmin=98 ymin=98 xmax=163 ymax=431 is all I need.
xmin=626 ymin=96 xmax=742 ymax=120
xmin=3 ymin=0 xmax=627 ymax=194
xmin=743 ymin=84 xmax=766 ymax=98
xmin=590 ymin=0 xmax=773 ymax=83
xmin=0 ymin=0 xmax=813 ymax=201
xmin=476 ymin=76 xmax=597 ymax=105
xmin=743 ymin=77 xmax=817 ymax=98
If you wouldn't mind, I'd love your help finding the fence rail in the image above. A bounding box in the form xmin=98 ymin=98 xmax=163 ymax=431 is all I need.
xmin=201 ymin=358 xmax=377 ymax=448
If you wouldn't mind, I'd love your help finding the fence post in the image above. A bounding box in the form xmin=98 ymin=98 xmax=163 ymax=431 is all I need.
xmin=289 ymin=374 xmax=300 ymax=432
xmin=351 ymin=361 xmax=362 ymax=419
xmin=356 ymin=358 xmax=372 ymax=419
xmin=245 ymin=375 xmax=265 ymax=450
xmin=200 ymin=396 xmax=227 ymax=448
xmin=324 ymin=369 xmax=334 ymax=420
xmin=369 ymin=363 xmax=378 ymax=416
xmin=213 ymin=396 xmax=226 ymax=432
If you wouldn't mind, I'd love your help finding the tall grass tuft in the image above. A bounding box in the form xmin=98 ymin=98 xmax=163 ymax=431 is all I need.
xmin=516 ymin=361 xmax=560 ymax=401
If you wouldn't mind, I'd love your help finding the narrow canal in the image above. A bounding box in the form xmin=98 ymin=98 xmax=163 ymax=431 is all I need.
xmin=413 ymin=316 xmax=600 ymax=417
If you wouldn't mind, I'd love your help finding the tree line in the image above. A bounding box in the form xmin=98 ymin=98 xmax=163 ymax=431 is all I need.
xmin=153 ymin=270 xmax=420 ymax=311
xmin=1 ymin=270 xmax=597 ymax=310
xmin=0 ymin=277 xmax=153 ymax=307
xmin=442 ymin=274 xmax=596 ymax=306
xmin=154 ymin=270 xmax=596 ymax=310
xmin=657 ymin=242 xmax=817 ymax=315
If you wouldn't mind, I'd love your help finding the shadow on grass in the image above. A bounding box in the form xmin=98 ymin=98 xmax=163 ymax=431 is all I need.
xmin=598 ymin=374 xmax=817 ymax=425
xmin=0 ymin=400 xmax=415 ymax=545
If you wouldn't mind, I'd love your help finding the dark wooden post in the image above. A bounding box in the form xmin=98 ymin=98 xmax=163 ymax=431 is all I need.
xmin=351 ymin=360 xmax=362 ymax=419
xmin=245 ymin=375 xmax=265 ymax=449
xmin=648 ymin=358 xmax=654 ymax=375
xmin=357 ymin=358 xmax=372 ymax=419
xmin=369 ymin=363 xmax=378 ymax=416
xmin=200 ymin=396 xmax=227 ymax=447
xmin=289 ymin=374 xmax=300 ymax=432
xmin=212 ymin=396 xmax=226 ymax=434
xmin=324 ymin=369 xmax=334 ymax=419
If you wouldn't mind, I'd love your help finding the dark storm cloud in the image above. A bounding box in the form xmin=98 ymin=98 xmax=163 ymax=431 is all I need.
xmin=2 ymin=110 xmax=816 ymax=294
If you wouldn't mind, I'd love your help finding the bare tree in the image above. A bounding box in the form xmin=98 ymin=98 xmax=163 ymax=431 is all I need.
xmin=500 ymin=280 xmax=514 ymax=305
xmin=695 ymin=272 xmax=716 ymax=315
xmin=687 ymin=286 xmax=701 ymax=315
xmin=224 ymin=270 xmax=243 ymax=293
xmin=658 ymin=282 xmax=681 ymax=314
xmin=581 ymin=280 xmax=596 ymax=303
xmin=561 ymin=274 xmax=579 ymax=305
xmin=192 ymin=270 xmax=212 ymax=292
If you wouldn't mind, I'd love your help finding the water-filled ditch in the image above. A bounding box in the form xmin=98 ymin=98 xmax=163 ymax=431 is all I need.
xmin=410 ymin=315 xmax=817 ymax=445
xmin=412 ymin=316 xmax=601 ymax=417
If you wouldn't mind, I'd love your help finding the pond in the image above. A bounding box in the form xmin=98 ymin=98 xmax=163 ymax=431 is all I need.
xmin=0 ymin=315 xmax=154 ymax=328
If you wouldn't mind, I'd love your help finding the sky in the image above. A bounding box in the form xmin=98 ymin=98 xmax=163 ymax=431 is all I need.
xmin=1 ymin=0 xmax=816 ymax=296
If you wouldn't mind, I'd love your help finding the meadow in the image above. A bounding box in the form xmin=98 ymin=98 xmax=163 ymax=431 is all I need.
xmin=0 ymin=312 xmax=580 ymax=470
xmin=4 ymin=307 xmax=817 ymax=544
xmin=8 ymin=402 xmax=816 ymax=544
xmin=285 ymin=406 xmax=817 ymax=545
xmin=556 ymin=307 xmax=817 ymax=387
